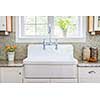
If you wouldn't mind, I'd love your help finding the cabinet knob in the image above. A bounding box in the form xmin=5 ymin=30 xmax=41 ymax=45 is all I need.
xmin=88 ymin=71 xmax=96 ymax=74
xmin=19 ymin=72 xmax=21 ymax=75
xmin=2 ymin=24 xmax=5 ymax=26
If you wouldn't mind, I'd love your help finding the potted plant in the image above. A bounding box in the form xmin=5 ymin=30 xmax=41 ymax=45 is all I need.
xmin=5 ymin=45 xmax=16 ymax=61
xmin=57 ymin=17 xmax=75 ymax=37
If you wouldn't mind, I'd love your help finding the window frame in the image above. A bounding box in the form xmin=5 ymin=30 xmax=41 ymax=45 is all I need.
xmin=16 ymin=16 xmax=87 ymax=43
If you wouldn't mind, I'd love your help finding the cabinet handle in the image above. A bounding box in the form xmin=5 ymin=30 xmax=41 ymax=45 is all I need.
xmin=2 ymin=24 xmax=5 ymax=26
xmin=88 ymin=71 xmax=96 ymax=74
xmin=19 ymin=72 xmax=21 ymax=75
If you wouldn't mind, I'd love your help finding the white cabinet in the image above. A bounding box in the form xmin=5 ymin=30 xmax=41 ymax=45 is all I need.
xmin=0 ymin=67 xmax=23 ymax=83
xmin=0 ymin=16 xmax=12 ymax=33
xmin=78 ymin=67 xmax=100 ymax=83
xmin=94 ymin=16 xmax=100 ymax=31
xmin=0 ymin=16 xmax=6 ymax=31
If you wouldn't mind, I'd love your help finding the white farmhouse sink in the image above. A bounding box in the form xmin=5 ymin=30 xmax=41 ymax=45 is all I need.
xmin=23 ymin=44 xmax=78 ymax=82
xmin=23 ymin=44 xmax=78 ymax=64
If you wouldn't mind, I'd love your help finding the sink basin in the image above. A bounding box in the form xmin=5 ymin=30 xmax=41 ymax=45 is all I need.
xmin=23 ymin=44 xmax=78 ymax=82
xmin=23 ymin=44 xmax=78 ymax=64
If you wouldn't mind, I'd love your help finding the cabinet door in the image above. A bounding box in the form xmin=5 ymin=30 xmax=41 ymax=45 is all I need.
xmin=0 ymin=67 xmax=23 ymax=83
xmin=94 ymin=16 xmax=100 ymax=31
xmin=78 ymin=67 xmax=100 ymax=83
xmin=0 ymin=16 xmax=6 ymax=31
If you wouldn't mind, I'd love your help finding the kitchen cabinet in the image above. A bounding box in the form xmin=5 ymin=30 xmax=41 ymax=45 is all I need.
xmin=6 ymin=16 xmax=12 ymax=32
xmin=88 ymin=16 xmax=94 ymax=33
xmin=78 ymin=67 xmax=100 ymax=83
xmin=88 ymin=16 xmax=100 ymax=35
xmin=0 ymin=16 xmax=6 ymax=31
xmin=94 ymin=16 xmax=100 ymax=31
xmin=0 ymin=16 xmax=12 ymax=33
xmin=0 ymin=67 xmax=23 ymax=83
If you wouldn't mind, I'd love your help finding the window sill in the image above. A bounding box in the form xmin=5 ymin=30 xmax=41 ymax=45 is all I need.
xmin=16 ymin=37 xmax=86 ymax=43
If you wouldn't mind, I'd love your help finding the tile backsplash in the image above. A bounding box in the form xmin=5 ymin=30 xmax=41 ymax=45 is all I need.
xmin=0 ymin=17 xmax=100 ymax=61
xmin=0 ymin=32 xmax=27 ymax=60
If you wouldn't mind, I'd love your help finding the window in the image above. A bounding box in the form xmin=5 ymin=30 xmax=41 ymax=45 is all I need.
xmin=16 ymin=16 xmax=86 ymax=43
xmin=23 ymin=16 xmax=48 ymax=36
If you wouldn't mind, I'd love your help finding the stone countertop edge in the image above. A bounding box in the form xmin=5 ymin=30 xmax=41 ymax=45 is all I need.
xmin=78 ymin=60 xmax=100 ymax=67
xmin=0 ymin=60 xmax=100 ymax=67
xmin=0 ymin=60 xmax=24 ymax=67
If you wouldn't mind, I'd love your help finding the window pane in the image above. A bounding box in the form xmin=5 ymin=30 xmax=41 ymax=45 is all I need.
xmin=23 ymin=16 xmax=48 ymax=36
xmin=24 ymin=16 xmax=35 ymax=24
xmin=36 ymin=16 xmax=48 ymax=24
xmin=24 ymin=25 xmax=35 ymax=35
xmin=54 ymin=16 xmax=79 ymax=38
xmin=36 ymin=25 xmax=48 ymax=35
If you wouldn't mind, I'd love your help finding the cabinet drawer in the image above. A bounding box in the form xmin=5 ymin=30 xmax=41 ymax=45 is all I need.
xmin=0 ymin=67 xmax=23 ymax=83
xmin=0 ymin=16 xmax=6 ymax=31
xmin=78 ymin=67 xmax=100 ymax=78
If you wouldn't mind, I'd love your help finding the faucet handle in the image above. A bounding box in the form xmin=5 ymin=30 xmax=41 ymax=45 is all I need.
xmin=43 ymin=39 xmax=46 ymax=50
xmin=43 ymin=39 xmax=45 ymax=44
xmin=55 ymin=39 xmax=58 ymax=44
xmin=55 ymin=39 xmax=58 ymax=50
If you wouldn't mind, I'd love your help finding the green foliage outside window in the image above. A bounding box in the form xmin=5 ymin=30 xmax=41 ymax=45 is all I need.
xmin=57 ymin=17 xmax=76 ymax=36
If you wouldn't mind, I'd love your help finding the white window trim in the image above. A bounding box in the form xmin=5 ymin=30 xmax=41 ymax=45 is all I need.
xmin=16 ymin=16 xmax=87 ymax=43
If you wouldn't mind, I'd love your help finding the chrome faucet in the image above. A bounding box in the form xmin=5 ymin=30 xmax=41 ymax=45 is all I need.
xmin=43 ymin=24 xmax=58 ymax=50
xmin=43 ymin=39 xmax=58 ymax=50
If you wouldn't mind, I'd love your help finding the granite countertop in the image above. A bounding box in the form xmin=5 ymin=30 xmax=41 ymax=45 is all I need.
xmin=78 ymin=60 xmax=100 ymax=67
xmin=0 ymin=60 xmax=100 ymax=67
xmin=0 ymin=60 xmax=23 ymax=67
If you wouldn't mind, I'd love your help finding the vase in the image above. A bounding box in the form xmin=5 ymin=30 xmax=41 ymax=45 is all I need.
xmin=7 ymin=52 xmax=15 ymax=62
xmin=62 ymin=30 xmax=67 ymax=37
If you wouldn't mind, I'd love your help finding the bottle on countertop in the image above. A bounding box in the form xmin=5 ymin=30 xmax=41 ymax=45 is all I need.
xmin=82 ymin=47 xmax=90 ymax=61
xmin=89 ymin=47 xmax=98 ymax=62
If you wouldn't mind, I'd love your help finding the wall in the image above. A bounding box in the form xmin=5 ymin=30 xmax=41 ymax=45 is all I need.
xmin=0 ymin=17 xmax=100 ymax=61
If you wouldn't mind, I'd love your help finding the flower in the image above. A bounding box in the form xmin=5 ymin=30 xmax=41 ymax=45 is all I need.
xmin=13 ymin=45 xmax=17 ymax=49
xmin=5 ymin=45 xmax=17 ymax=52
